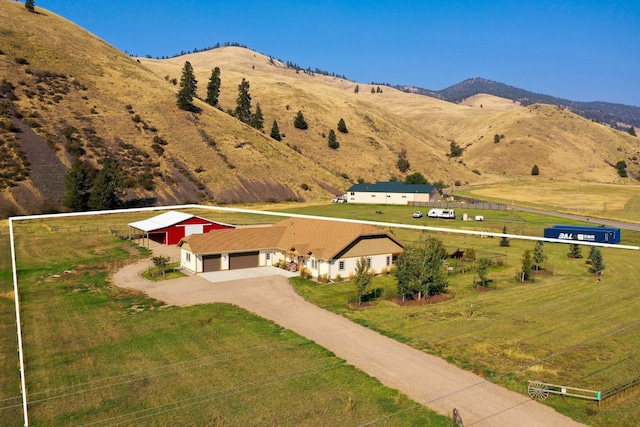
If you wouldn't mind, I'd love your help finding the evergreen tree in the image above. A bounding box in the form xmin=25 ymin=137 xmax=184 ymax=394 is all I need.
xmin=371 ymin=87 xmax=375 ymax=93
xmin=520 ymin=249 xmax=533 ymax=281
xmin=234 ymin=78 xmax=252 ymax=123
xmin=250 ymin=102 xmax=264 ymax=130
xmin=615 ymin=160 xmax=628 ymax=177
xmin=337 ymin=118 xmax=348 ymax=133
xmin=531 ymin=164 xmax=540 ymax=176
xmin=448 ymin=140 xmax=463 ymax=157
xmin=294 ymin=110 xmax=308 ymax=129
xmin=629 ymin=126 xmax=637 ymax=137
xmin=63 ymin=160 xmax=93 ymax=211
xmin=568 ymin=243 xmax=583 ymax=258
xmin=499 ymin=226 xmax=510 ymax=247
xmin=587 ymin=247 xmax=605 ymax=276
xmin=205 ymin=67 xmax=221 ymax=107
xmin=87 ymin=158 xmax=124 ymax=210
xmin=354 ymin=84 xmax=359 ymax=93
xmin=270 ymin=120 xmax=282 ymax=141
xmin=476 ymin=257 xmax=493 ymax=287
xmin=327 ymin=129 xmax=339 ymax=149
xmin=494 ymin=134 xmax=500 ymax=143
xmin=25 ymin=0 xmax=35 ymax=12
xmin=532 ymin=241 xmax=546 ymax=270
xmin=176 ymin=61 xmax=198 ymax=111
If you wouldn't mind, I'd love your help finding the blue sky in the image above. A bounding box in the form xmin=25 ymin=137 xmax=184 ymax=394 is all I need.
xmin=37 ymin=0 xmax=639 ymax=106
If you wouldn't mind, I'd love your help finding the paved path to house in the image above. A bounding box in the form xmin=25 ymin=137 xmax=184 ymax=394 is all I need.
xmin=113 ymin=260 xmax=584 ymax=427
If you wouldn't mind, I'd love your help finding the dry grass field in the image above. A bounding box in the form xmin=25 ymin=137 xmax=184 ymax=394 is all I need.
xmin=2 ymin=0 xmax=638 ymax=215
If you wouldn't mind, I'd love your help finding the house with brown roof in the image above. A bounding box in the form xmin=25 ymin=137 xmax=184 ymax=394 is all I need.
xmin=178 ymin=217 xmax=404 ymax=280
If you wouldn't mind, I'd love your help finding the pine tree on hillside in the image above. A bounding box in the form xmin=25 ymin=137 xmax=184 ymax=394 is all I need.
xmin=327 ymin=129 xmax=339 ymax=149
xmin=250 ymin=102 xmax=264 ymax=130
xmin=337 ymin=118 xmax=348 ymax=133
xmin=629 ymin=126 xmax=636 ymax=137
xmin=25 ymin=0 xmax=35 ymax=12
xmin=294 ymin=110 xmax=308 ymax=130
xmin=235 ymin=78 xmax=252 ymax=124
xmin=499 ymin=226 xmax=510 ymax=247
xmin=354 ymin=85 xmax=359 ymax=93
xmin=176 ymin=61 xmax=198 ymax=111
xmin=531 ymin=164 xmax=540 ymax=176
xmin=270 ymin=120 xmax=282 ymax=141
xmin=63 ymin=160 xmax=93 ymax=211
xmin=87 ymin=158 xmax=125 ymax=210
xmin=206 ymin=67 xmax=221 ymax=107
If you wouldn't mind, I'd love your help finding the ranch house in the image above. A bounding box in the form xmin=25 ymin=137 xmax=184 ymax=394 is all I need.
xmin=128 ymin=211 xmax=235 ymax=246
xmin=346 ymin=181 xmax=440 ymax=205
xmin=178 ymin=217 xmax=404 ymax=280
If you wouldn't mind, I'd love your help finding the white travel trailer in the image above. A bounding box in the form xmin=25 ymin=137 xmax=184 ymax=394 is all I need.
xmin=427 ymin=208 xmax=456 ymax=219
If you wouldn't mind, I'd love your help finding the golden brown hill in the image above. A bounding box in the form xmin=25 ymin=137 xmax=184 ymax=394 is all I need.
xmin=0 ymin=1 xmax=637 ymax=216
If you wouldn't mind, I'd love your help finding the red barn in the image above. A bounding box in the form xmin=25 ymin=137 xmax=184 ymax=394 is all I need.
xmin=128 ymin=211 xmax=235 ymax=246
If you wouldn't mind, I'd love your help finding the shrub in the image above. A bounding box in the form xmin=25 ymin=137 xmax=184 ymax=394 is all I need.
xmin=531 ymin=164 xmax=539 ymax=176
xmin=300 ymin=183 xmax=309 ymax=191
xmin=15 ymin=57 xmax=29 ymax=65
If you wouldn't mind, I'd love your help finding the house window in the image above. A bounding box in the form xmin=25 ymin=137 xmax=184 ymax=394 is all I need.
xmin=311 ymin=259 xmax=318 ymax=269
xmin=371 ymin=194 xmax=376 ymax=197
xmin=402 ymin=195 xmax=406 ymax=198
xmin=350 ymin=192 xmax=355 ymax=196
xmin=185 ymin=252 xmax=191 ymax=262
xmin=386 ymin=256 xmax=391 ymax=267
xmin=339 ymin=261 xmax=345 ymax=271
xmin=266 ymin=253 xmax=271 ymax=261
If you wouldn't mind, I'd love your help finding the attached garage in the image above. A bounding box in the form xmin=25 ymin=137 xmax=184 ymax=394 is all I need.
xmin=229 ymin=251 xmax=259 ymax=269
xmin=202 ymin=254 xmax=221 ymax=272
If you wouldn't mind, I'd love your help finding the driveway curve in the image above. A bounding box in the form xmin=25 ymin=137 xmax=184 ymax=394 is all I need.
xmin=114 ymin=260 xmax=584 ymax=426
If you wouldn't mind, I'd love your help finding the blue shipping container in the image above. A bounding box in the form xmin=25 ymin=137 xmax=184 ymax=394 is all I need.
xmin=544 ymin=225 xmax=620 ymax=244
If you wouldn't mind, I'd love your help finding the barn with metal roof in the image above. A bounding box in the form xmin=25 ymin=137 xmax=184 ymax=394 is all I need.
xmin=128 ymin=211 xmax=235 ymax=246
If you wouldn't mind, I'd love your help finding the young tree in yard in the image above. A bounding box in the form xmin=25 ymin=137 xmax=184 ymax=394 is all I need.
xmin=250 ymin=102 xmax=264 ymax=130
xmin=63 ymin=159 xmax=93 ymax=211
xmin=205 ymin=67 xmax=221 ymax=107
xmin=294 ymin=110 xmax=308 ymax=129
xmin=337 ymin=118 xmax=348 ymax=133
xmin=532 ymin=241 xmax=546 ymax=270
xmin=152 ymin=255 xmax=171 ymax=277
xmin=176 ymin=61 xmax=198 ymax=111
xmin=568 ymin=243 xmax=583 ymax=258
xmin=235 ymin=78 xmax=252 ymax=123
xmin=394 ymin=238 xmax=448 ymax=301
xmin=587 ymin=247 xmax=605 ymax=277
xmin=461 ymin=247 xmax=476 ymax=267
xmin=476 ymin=257 xmax=493 ymax=287
xmin=270 ymin=120 xmax=282 ymax=141
xmin=87 ymin=158 xmax=125 ymax=210
xmin=327 ymin=129 xmax=339 ymax=149
xmin=520 ymin=249 xmax=532 ymax=281
xmin=499 ymin=226 xmax=510 ymax=247
xmin=354 ymin=256 xmax=373 ymax=304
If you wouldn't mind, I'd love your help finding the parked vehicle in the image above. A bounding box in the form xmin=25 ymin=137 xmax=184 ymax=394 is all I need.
xmin=413 ymin=211 xmax=423 ymax=218
xmin=427 ymin=208 xmax=455 ymax=219
xmin=543 ymin=225 xmax=620 ymax=244
xmin=331 ymin=194 xmax=347 ymax=203
xmin=475 ymin=215 xmax=484 ymax=221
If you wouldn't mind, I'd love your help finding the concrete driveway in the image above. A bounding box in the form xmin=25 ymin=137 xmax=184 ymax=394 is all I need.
xmin=200 ymin=266 xmax=298 ymax=282
xmin=113 ymin=261 xmax=584 ymax=427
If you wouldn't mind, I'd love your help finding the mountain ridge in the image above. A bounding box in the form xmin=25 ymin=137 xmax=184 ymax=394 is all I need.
xmin=0 ymin=1 xmax=638 ymax=217
xmin=397 ymin=77 xmax=640 ymax=129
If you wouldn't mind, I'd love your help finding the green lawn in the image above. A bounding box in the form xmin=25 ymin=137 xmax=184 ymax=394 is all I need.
xmin=284 ymin=205 xmax=640 ymax=427
xmin=0 ymin=219 xmax=450 ymax=426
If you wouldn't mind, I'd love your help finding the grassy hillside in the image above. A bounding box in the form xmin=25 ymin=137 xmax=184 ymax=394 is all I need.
xmin=1 ymin=0 xmax=638 ymax=218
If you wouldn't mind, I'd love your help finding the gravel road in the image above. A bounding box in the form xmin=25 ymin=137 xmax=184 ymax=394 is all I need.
xmin=113 ymin=257 xmax=584 ymax=427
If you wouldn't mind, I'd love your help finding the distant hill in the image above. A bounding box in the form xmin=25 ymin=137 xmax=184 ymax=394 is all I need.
xmin=0 ymin=1 xmax=638 ymax=217
xmin=398 ymin=77 xmax=640 ymax=130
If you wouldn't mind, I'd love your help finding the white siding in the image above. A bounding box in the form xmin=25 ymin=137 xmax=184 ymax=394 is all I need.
xmin=348 ymin=191 xmax=431 ymax=205
xmin=180 ymin=248 xmax=198 ymax=272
